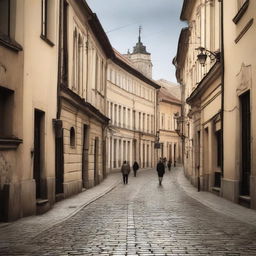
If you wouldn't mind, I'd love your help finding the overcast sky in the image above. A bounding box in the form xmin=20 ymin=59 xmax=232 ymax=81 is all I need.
xmin=86 ymin=0 xmax=185 ymax=83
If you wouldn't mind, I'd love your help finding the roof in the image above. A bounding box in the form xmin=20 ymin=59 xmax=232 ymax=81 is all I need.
xmin=180 ymin=0 xmax=195 ymax=21
xmin=112 ymin=49 xmax=160 ymax=89
xmin=158 ymin=86 xmax=181 ymax=105
xmin=79 ymin=0 xmax=114 ymax=59
xmin=173 ymin=27 xmax=190 ymax=83
xmin=157 ymin=79 xmax=181 ymax=100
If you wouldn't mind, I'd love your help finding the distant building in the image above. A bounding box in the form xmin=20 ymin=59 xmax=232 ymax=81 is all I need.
xmin=106 ymin=49 xmax=160 ymax=171
xmin=157 ymin=85 xmax=182 ymax=164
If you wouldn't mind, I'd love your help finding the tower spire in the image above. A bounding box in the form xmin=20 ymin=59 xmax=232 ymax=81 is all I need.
xmin=139 ymin=26 xmax=142 ymax=43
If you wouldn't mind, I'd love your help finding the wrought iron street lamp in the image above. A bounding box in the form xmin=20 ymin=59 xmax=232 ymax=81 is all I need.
xmin=174 ymin=113 xmax=185 ymax=139
xmin=196 ymin=47 xmax=220 ymax=66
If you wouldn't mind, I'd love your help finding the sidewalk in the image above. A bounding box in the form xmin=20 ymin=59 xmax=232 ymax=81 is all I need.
xmin=173 ymin=166 xmax=256 ymax=227
xmin=0 ymin=172 xmax=121 ymax=248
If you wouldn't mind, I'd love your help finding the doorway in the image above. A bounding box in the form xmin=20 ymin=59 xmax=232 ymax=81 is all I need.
xmin=34 ymin=110 xmax=45 ymax=199
xmin=82 ymin=125 xmax=89 ymax=188
xmin=240 ymin=91 xmax=251 ymax=196
xmin=94 ymin=137 xmax=99 ymax=186
xmin=55 ymin=128 xmax=64 ymax=195
xmin=169 ymin=144 xmax=172 ymax=161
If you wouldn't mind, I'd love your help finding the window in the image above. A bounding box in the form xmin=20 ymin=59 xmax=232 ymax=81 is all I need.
xmin=142 ymin=113 xmax=145 ymax=131
xmin=118 ymin=106 xmax=121 ymax=126
xmin=114 ymin=104 xmax=117 ymax=125
xmin=100 ymin=60 xmax=104 ymax=92
xmin=123 ymin=107 xmax=126 ymax=127
xmin=215 ymin=130 xmax=221 ymax=167
xmin=127 ymin=109 xmax=131 ymax=129
xmin=0 ymin=86 xmax=14 ymax=137
xmin=0 ymin=0 xmax=22 ymax=51
xmin=139 ymin=112 xmax=141 ymax=130
xmin=70 ymin=127 xmax=75 ymax=147
xmin=41 ymin=0 xmax=55 ymax=45
xmin=147 ymin=114 xmax=149 ymax=132
xmin=72 ymin=28 xmax=78 ymax=90
xmin=151 ymin=115 xmax=154 ymax=133
xmin=78 ymin=34 xmax=83 ymax=94
xmin=0 ymin=0 xmax=10 ymax=36
xmin=161 ymin=114 xmax=164 ymax=130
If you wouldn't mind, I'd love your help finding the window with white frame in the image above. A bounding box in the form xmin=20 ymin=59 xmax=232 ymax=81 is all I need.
xmin=41 ymin=0 xmax=55 ymax=44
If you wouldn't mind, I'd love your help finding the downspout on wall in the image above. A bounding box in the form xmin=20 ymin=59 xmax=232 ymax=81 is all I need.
xmin=220 ymin=0 xmax=225 ymax=178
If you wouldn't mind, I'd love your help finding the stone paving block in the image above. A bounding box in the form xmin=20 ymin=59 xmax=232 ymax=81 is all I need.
xmin=1 ymin=169 xmax=256 ymax=255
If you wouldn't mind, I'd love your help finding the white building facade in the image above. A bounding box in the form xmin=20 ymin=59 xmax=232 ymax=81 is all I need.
xmin=106 ymin=51 xmax=160 ymax=171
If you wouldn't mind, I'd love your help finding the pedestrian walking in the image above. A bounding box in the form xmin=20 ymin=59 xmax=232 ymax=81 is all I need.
xmin=132 ymin=161 xmax=139 ymax=177
xmin=156 ymin=159 xmax=165 ymax=186
xmin=167 ymin=160 xmax=172 ymax=171
xmin=121 ymin=160 xmax=131 ymax=184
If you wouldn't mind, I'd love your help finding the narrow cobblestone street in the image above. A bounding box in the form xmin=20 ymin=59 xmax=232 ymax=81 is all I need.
xmin=1 ymin=168 xmax=256 ymax=256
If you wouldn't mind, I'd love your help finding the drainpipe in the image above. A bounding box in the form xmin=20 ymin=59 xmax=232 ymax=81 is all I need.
xmin=220 ymin=0 xmax=225 ymax=178
xmin=56 ymin=0 xmax=62 ymax=120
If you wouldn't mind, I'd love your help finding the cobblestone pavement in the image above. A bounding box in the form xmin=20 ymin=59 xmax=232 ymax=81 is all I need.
xmin=1 ymin=168 xmax=256 ymax=256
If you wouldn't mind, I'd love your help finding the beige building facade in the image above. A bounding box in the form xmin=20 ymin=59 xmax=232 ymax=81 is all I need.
xmin=0 ymin=0 xmax=59 ymax=221
xmin=157 ymin=83 xmax=182 ymax=165
xmin=174 ymin=0 xmax=222 ymax=192
xmin=56 ymin=0 xmax=113 ymax=200
xmin=222 ymin=0 xmax=256 ymax=208
xmin=106 ymin=50 xmax=160 ymax=171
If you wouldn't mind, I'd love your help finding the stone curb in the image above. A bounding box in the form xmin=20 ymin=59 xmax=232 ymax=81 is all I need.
xmin=174 ymin=167 xmax=256 ymax=227
xmin=0 ymin=174 xmax=121 ymax=231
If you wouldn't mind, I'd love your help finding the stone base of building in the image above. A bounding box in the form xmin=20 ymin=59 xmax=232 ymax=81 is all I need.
xmin=201 ymin=174 xmax=210 ymax=191
xmin=45 ymin=177 xmax=56 ymax=205
xmin=221 ymin=178 xmax=239 ymax=203
xmin=0 ymin=179 xmax=36 ymax=222
xmin=250 ymin=175 xmax=256 ymax=209
xmin=64 ymin=180 xmax=82 ymax=198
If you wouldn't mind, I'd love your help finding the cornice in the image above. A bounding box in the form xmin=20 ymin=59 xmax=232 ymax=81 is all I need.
xmin=173 ymin=27 xmax=190 ymax=82
xmin=112 ymin=57 xmax=160 ymax=89
xmin=186 ymin=62 xmax=221 ymax=105
xmin=60 ymin=85 xmax=110 ymax=124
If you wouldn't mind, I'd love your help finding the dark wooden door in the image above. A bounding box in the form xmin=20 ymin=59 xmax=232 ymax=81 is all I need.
xmin=94 ymin=137 xmax=99 ymax=186
xmin=34 ymin=110 xmax=43 ymax=199
xmin=240 ymin=91 xmax=251 ymax=195
xmin=82 ymin=125 xmax=89 ymax=188
xmin=55 ymin=130 xmax=64 ymax=194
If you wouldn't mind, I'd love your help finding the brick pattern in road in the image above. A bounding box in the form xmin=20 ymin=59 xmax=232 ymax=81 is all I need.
xmin=1 ymin=168 xmax=256 ymax=255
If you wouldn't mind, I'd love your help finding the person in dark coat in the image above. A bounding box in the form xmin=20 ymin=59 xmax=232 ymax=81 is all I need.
xmin=121 ymin=160 xmax=130 ymax=184
xmin=156 ymin=159 xmax=165 ymax=186
xmin=132 ymin=161 xmax=139 ymax=177
xmin=167 ymin=160 xmax=172 ymax=171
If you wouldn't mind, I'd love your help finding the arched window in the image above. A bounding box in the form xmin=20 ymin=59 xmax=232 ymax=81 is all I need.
xmin=70 ymin=127 xmax=75 ymax=147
